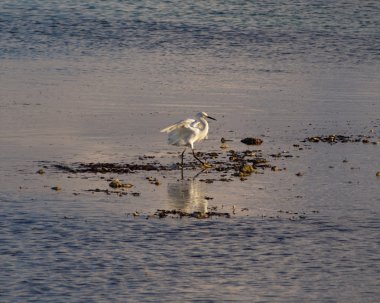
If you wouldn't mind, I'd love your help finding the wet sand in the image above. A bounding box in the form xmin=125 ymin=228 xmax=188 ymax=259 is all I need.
xmin=1 ymin=57 xmax=379 ymax=217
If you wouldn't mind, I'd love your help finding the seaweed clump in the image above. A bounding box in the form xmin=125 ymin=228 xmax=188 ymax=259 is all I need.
xmin=154 ymin=209 xmax=231 ymax=219
xmin=303 ymin=134 xmax=376 ymax=144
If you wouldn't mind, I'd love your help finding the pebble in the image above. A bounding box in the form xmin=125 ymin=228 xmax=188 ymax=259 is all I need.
xmin=36 ymin=169 xmax=45 ymax=175
xmin=109 ymin=178 xmax=133 ymax=189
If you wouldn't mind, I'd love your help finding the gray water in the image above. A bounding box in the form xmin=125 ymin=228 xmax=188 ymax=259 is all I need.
xmin=1 ymin=0 xmax=379 ymax=64
xmin=1 ymin=1 xmax=380 ymax=302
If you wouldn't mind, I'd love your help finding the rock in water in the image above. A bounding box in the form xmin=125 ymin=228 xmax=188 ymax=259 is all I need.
xmin=241 ymin=137 xmax=263 ymax=145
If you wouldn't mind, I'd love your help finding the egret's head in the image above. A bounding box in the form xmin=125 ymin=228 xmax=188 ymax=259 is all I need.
xmin=197 ymin=112 xmax=216 ymax=120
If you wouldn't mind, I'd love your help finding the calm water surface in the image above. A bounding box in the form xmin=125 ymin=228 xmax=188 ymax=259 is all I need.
xmin=1 ymin=0 xmax=379 ymax=64
xmin=0 ymin=1 xmax=380 ymax=302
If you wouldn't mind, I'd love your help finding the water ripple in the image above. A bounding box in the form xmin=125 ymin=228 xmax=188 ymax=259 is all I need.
xmin=0 ymin=0 xmax=379 ymax=63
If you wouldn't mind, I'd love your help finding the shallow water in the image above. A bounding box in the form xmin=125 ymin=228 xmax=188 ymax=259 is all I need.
xmin=1 ymin=1 xmax=380 ymax=302
xmin=1 ymin=203 xmax=379 ymax=302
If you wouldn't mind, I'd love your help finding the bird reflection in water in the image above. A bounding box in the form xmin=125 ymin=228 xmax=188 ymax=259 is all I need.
xmin=167 ymin=180 xmax=208 ymax=214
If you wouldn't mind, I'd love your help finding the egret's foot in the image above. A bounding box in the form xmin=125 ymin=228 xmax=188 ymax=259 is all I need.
xmin=201 ymin=162 xmax=213 ymax=169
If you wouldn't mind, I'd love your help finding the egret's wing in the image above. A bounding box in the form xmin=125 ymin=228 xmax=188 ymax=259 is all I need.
xmin=190 ymin=120 xmax=207 ymax=139
xmin=160 ymin=118 xmax=195 ymax=133
xmin=167 ymin=125 xmax=197 ymax=146
xmin=161 ymin=118 xmax=200 ymax=147
xmin=190 ymin=120 xmax=202 ymax=129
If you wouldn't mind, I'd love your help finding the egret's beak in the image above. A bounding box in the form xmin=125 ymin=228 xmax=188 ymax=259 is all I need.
xmin=207 ymin=116 xmax=216 ymax=121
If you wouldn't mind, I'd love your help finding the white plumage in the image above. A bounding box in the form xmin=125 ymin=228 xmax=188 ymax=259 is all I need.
xmin=161 ymin=112 xmax=216 ymax=166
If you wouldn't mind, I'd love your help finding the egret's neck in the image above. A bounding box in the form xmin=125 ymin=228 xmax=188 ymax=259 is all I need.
xmin=199 ymin=117 xmax=209 ymax=129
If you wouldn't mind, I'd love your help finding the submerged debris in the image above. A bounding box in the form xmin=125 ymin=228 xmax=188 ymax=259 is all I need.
xmin=146 ymin=176 xmax=161 ymax=185
xmin=270 ymin=152 xmax=293 ymax=158
xmin=271 ymin=166 xmax=282 ymax=172
xmin=86 ymin=188 xmax=140 ymax=196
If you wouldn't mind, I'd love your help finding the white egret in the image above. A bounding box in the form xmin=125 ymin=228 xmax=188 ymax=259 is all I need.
xmin=161 ymin=112 xmax=216 ymax=166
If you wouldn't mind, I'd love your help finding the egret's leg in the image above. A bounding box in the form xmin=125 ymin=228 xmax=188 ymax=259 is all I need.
xmin=180 ymin=148 xmax=186 ymax=167
xmin=192 ymin=148 xmax=205 ymax=165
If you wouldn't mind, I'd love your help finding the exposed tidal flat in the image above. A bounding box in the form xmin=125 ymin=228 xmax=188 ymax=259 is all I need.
xmin=1 ymin=0 xmax=380 ymax=301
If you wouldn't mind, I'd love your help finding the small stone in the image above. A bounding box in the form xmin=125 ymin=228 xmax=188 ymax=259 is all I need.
xmin=109 ymin=178 xmax=133 ymax=189
xmin=109 ymin=178 xmax=123 ymax=188
xmin=309 ymin=137 xmax=321 ymax=143
xmin=221 ymin=137 xmax=232 ymax=143
xmin=241 ymin=137 xmax=263 ymax=145
xmin=36 ymin=169 xmax=45 ymax=175
xmin=241 ymin=164 xmax=254 ymax=173
xmin=239 ymin=164 xmax=255 ymax=177
xmin=376 ymin=172 xmax=380 ymax=177
xmin=296 ymin=172 xmax=304 ymax=177
xmin=201 ymin=163 xmax=213 ymax=169
xmin=51 ymin=186 xmax=61 ymax=191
